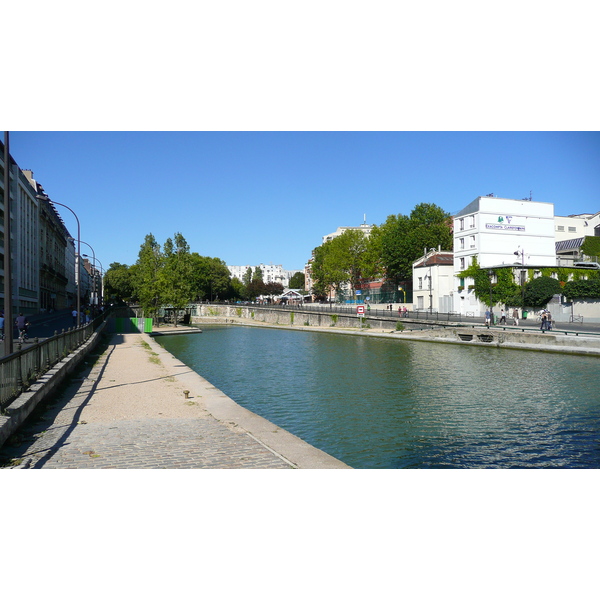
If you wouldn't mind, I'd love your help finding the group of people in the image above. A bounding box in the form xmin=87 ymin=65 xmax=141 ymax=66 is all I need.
xmin=0 ymin=312 xmax=30 ymax=341
xmin=539 ymin=309 xmax=553 ymax=331
xmin=386 ymin=304 xmax=407 ymax=315
xmin=485 ymin=308 xmax=520 ymax=326
xmin=71 ymin=306 xmax=94 ymax=325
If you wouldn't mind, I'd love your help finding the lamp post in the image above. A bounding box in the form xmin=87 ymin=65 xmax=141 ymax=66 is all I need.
xmin=3 ymin=132 xmax=14 ymax=354
xmin=514 ymin=247 xmax=526 ymax=316
xmin=425 ymin=248 xmax=435 ymax=313
xmin=488 ymin=269 xmax=494 ymax=325
xmin=44 ymin=199 xmax=81 ymax=327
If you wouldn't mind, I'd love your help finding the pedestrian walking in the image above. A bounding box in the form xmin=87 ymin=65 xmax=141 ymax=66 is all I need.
xmin=499 ymin=309 xmax=507 ymax=325
xmin=540 ymin=312 xmax=547 ymax=331
xmin=546 ymin=310 xmax=553 ymax=330
xmin=485 ymin=309 xmax=491 ymax=325
xmin=72 ymin=308 xmax=78 ymax=326
xmin=512 ymin=308 xmax=519 ymax=326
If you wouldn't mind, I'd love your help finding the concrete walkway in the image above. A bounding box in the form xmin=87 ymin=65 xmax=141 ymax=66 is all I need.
xmin=0 ymin=329 xmax=349 ymax=469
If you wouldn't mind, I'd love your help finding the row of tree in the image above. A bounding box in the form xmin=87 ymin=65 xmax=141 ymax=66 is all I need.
xmin=104 ymin=233 xmax=234 ymax=316
xmin=104 ymin=233 xmax=296 ymax=318
xmin=310 ymin=203 xmax=453 ymax=299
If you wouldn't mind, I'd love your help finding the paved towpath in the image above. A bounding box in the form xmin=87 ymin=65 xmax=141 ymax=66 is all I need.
xmin=0 ymin=329 xmax=348 ymax=469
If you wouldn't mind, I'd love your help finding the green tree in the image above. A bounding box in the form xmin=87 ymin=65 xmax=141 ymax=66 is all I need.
xmin=288 ymin=271 xmax=306 ymax=290
xmin=229 ymin=277 xmax=245 ymax=300
xmin=309 ymin=229 xmax=371 ymax=299
xmin=522 ymin=276 xmax=562 ymax=308
xmin=378 ymin=203 xmax=453 ymax=283
xmin=563 ymin=278 xmax=600 ymax=299
xmin=580 ymin=236 xmax=600 ymax=261
xmin=134 ymin=234 xmax=164 ymax=319
xmin=190 ymin=254 xmax=232 ymax=301
xmin=242 ymin=267 xmax=253 ymax=288
xmin=159 ymin=233 xmax=194 ymax=325
xmin=104 ymin=262 xmax=134 ymax=304
xmin=253 ymin=266 xmax=263 ymax=283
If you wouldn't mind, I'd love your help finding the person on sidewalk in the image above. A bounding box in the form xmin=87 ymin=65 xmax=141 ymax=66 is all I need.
xmin=499 ymin=309 xmax=507 ymax=325
xmin=512 ymin=308 xmax=519 ymax=326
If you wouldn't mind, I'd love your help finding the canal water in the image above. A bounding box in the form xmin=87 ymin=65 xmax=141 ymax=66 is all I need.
xmin=157 ymin=325 xmax=600 ymax=469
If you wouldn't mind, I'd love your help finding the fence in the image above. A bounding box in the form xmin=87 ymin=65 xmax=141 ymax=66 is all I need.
xmin=0 ymin=313 xmax=106 ymax=412
xmin=265 ymin=302 xmax=464 ymax=323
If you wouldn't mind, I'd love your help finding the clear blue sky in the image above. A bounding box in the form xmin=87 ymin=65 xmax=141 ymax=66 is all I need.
xmin=9 ymin=131 xmax=600 ymax=273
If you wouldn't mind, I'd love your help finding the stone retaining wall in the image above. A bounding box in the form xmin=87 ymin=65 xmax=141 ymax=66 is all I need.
xmin=191 ymin=304 xmax=398 ymax=330
xmin=0 ymin=322 xmax=107 ymax=449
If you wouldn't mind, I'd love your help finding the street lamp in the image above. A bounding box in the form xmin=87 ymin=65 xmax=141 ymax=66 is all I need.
xmin=514 ymin=247 xmax=526 ymax=315
xmin=425 ymin=248 xmax=435 ymax=313
xmin=44 ymin=198 xmax=81 ymax=327
xmin=80 ymin=239 xmax=103 ymax=310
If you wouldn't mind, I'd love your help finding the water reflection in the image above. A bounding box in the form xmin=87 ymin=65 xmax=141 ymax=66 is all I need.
xmin=158 ymin=326 xmax=600 ymax=468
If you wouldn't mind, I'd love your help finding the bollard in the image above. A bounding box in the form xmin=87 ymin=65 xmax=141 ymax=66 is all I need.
xmin=183 ymin=390 xmax=190 ymax=399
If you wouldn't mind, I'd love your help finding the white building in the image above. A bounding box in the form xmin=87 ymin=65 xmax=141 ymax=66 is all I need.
xmin=228 ymin=263 xmax=300 ymax=287
xmin=453 ymin=196 xmax=556 ymax=316
xmin=322 ymin=222 xmax=373 ymax=244
xmin=554 ymin=212 xmax=600 ymax=266
xmin=454 ymin=196 xmax=556 ymax=272
xmin=412 ymin=249 xmax=455 ymax=312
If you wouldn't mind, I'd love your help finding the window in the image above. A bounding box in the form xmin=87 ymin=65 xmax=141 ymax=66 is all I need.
xmin=460 ymin=237 xmax=465 ymax=249
xmin=469 ymin=235 xmax=475 ymax=248
xmin=418 ymin=277 xmax=423 ymax=290
xmin=568 ymin=226 xmax=577 ymax=232
xmin=459 ymin=218 xmax=464 ymax=231
xmin=469 ymin=216 xmax=475 ymax=228
xmin=557 ymin=225 xmax=564 ymax=231
xmin=460 ymin=257 xmax=465 ymax=270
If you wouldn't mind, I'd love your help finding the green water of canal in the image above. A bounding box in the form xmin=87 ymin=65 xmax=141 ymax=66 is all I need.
xmin=157 ymin=325 xmax=600 ymax=468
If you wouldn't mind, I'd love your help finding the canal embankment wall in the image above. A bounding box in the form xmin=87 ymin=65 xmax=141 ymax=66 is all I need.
xmin=190 ymin=304 xmax=600 ymax=357
xmin=191 ymin=304 xmax=399 ymax=330
xmin=0 ymin=323 xmax=107 ymax=449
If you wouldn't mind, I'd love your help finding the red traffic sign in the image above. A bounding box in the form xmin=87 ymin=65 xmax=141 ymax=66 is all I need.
xmin=357 ymin=304 xmax=365 ymax=315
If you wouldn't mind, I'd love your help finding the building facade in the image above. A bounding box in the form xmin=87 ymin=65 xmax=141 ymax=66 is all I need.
xmin=1 ymin=141 xmax=90 ymax=316
xmin=228 ymin=263 xmax=300 ymax=288
xmin=453 ymin=196 xmax=556 ymax=316
xmin=1 ymin=150 xmax=40 ymax=314
xmin=554 ymin=212 xmax=600 ymax=266
xmin=412 ymin=249 xmax=454 ymax=312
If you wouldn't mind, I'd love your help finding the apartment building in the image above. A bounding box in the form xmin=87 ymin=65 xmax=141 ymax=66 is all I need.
xmin=453 ymin=195 xmax=556 ymax=316
xmin=1 ymin=142 xmax=89 ymax=315
xmin=1 ymin=148 xmax=40 ymax=313
xmin=228 ymin=263 xmax=299 ymax=287
xmin=322 ymin=222 xmax=373 ymax=244
xmin=554 ymin=212 xmax=600 ymax=266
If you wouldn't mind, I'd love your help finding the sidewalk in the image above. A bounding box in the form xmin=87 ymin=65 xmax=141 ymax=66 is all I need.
xmin=0 ymin=329 xmax=349 ymax=469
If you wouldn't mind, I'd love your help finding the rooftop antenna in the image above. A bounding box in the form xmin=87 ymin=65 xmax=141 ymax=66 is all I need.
xmin=363 ymin=213 xmax=366 ymax=225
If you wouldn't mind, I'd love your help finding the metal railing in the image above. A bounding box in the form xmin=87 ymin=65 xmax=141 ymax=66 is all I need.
xmin=243 ymin=302 xmax=464 ymax=323
xmin=0 ymin=313 xmax=107 ymax=412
